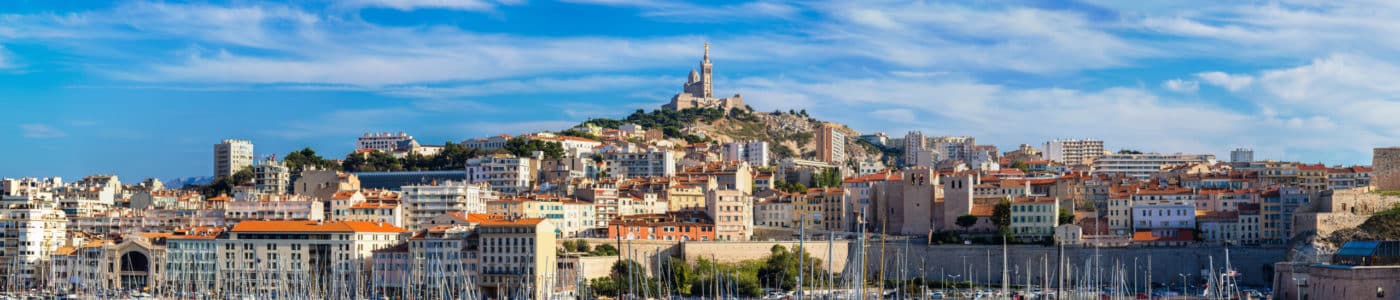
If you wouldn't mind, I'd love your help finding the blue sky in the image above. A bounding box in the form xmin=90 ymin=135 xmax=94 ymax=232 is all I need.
xmin=2 ymin=0 xmax=1398 ymax=180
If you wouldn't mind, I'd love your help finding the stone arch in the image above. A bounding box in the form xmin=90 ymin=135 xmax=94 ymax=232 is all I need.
xmin=119 ymin=250 xmax=151 ymax=292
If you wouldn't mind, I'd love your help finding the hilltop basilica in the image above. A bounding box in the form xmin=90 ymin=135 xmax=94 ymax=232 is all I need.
xmin=663 ymin=43 xmax=746 ymax=111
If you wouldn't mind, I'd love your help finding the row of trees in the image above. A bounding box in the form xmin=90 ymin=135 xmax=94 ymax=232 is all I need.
xmin=560 ymin=240 xmax=620 ymax=256
xmin=341 ymin=139 xmax=565 ymax=172
xmin=588 ymin=245 xmax=828 ymax=298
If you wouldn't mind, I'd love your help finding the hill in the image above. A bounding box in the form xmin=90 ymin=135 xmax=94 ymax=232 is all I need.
xmin=577 ymin=107 xmax=890 ymax=166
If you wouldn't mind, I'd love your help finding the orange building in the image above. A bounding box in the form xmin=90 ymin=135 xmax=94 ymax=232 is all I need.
xmin=607 ymin=211 xmax=715 ymax=241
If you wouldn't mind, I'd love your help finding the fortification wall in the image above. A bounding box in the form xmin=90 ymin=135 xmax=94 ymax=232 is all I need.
xmin=865 ymin=244 xmax=1285 ymax=287
xmin=1374 ymin=147 xmax=1400 ymax=190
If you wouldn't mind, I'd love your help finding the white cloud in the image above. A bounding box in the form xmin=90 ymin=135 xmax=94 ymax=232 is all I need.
xmin=871 ymin=108 xmax=917 ymax=124
xmin=1195 ymin=71 xmax=1253 ymax=92
xmin=1135 ymin=2 xmax=1400 ymax=61
xmin=733 ymin=73 xmax=1254 ymax=154
xmin=383 ymin=75 xmax=675 ymax=99
xmin=1162 ymin=79 xmax=1199 ymax=93
xmin=1198 ymin=53 xmax=1400 ymax=161
xmin=454 ymin=120 xmax=578 ymax=137
xmin=264 ymin=107 xmax=418 ymax=139
xmin=340 ymin=0 xmax=523 ymax=12
xmin=809 ymin=2 xmax=1155 ymax=73
xmin=0 ymin=45 xmax=13 ymax=69
xmin=20 ymin=124 xmax=67 ymax=138
xmin=562 ymin=0 xmax=801 ymax=21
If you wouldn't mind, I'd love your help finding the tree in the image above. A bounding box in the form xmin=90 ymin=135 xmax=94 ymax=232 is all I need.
xmin=1117 ymin=149 xmax=1143 ymax=154
xmin=812 ymin=168 xmax=843 ymax=188
xmin=559 ymin=129 xmax=602 ymax=141
xmin=561 ymin=240 xmax=577 ymax=252
xmin=683 ymin=134 xmax=710 ymax=144
xmin=197 ymin=166 xmax=253 ymax=197
xmin=775 ymin=181 xmax=808 ymax=193
xmin=607 ymin=260 xmax=660 ymax=297
xmin=283 ymin=147 xmax=340 ymax=173
xmin=503 ymin=137 xmax=565 ymax=159
xmin=575 ymin=239 xmax=591 ymax=253
xmin=667 ymin=257 xmax=692 ymax=295
xmin=992 ymin=199 xmax=1012 ymax=229
xmin=590 ymin=243 xmax=619 ymax=256
xmin=956 ymin=214 xmax=979 ymax=229
xmin=589 ymin=277 xmax=619 ymax=297
xmin=1059 ymin=208 xmax=1075 ymax=225
xmin=757 ymin=245 xmax=825 ymax=292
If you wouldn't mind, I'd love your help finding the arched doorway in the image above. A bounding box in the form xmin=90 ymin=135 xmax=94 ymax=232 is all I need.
xmin=119 ymin=251 xmax=150 ymax=292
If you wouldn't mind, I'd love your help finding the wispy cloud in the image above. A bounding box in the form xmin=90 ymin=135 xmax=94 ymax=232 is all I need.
xmin=454 ymin=120 xmax=579 ymax=137
xmin=383 ymin=75 xmax=676 ymax=99
xmin=1195 ymin=71 xmax=1254 ymax=92
xmin=563 ymin=0 xmax=802 ymax=21
xmin=1162 ymin=79 xmax=1199 ymax=93
xmin=339 ymin=0 xmax=523 ymax=12
xmin=20 ymin=124 xmax=67 ymax=138
xmin=0 ymin=45 xmax=14 ymax=70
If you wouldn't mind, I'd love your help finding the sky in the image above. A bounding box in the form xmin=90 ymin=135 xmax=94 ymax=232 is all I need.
xmin=2 ymin=0 xmax=1398 ymax=181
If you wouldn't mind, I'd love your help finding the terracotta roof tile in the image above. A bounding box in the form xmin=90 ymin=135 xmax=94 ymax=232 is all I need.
xmin=231 ymin=220 xmax=405 ymax=233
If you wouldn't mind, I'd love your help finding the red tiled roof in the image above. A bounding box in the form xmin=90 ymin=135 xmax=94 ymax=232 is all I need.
xmin=970 ymin=205 xmax=995 ymax=217
xmin=1132 ymin=229 xmax=1194 ymax=242
xmin=231 ymin=220 xmax=405 ymax=233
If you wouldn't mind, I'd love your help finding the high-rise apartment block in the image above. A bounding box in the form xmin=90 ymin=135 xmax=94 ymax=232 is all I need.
xmin=1043 ymin=139 xmax=1105 ymax=165
xmin=214 ymin=139 xmax=254 ymax=178
xmin=815 ymin=123 xmax=846 ymax=164
xmin=723 ymin=140 xmax=769 ymax=167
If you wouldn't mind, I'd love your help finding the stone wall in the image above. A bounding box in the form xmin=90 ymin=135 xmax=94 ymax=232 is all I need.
xmin=577 ymin=238 xmax=851 ymax=273
xmin=1273 ymin=262 xmax=1400 ymax=300
xmin=866 ymin=244 xmax=1286 ymax=287
xmin=1295 ymin=187 xmax=1400 ymax=238
xmin=682 ymin=240 xmax=850 ymax=272
xmin=575 ymin=239 xmax=1283 ymax=287
xmin=1374 ymin=147 xmax=1400 ymax=190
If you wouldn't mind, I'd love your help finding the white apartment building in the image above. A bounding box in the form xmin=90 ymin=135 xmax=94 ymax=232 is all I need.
xmin=345 ymin=202 xmax=405 ymax=228
xmin=376 ymin=226 xmax=478 ymax=298
xmin=55 ymin=185 xmax=117 ymax=217
xmin=1091 ymin=153 xmax=1217 ymax=179
xmin=932 ymin=136 xmax=977 ymax=162
xmin=1130 ymin=189 xmax=1197 ymax=231
xmin=214 ymin=139 xmax=254 ymax=178
xmin=1043 ymin=139 xmax=1105 ymax=165
xmin=723 ymin=141 xmax=770 ymax=167
xmin=464 ymin=135 xmax=512 ymax=151
xmin=487 ymin=198 xmax=596 ymax=238
xmin=902 ymin=131 xmax=926 ymax=165
xmin=601 ymin=147 xmax=676 ymax=179
xmin=253 ymin=156 xmax=290 ymax=195
xmin=0 ymin=204 xmax=67 ymax=288
xmin=218 ymin=221 xmax=405 ymax=297
xmin=357 ymin=132 xmax=417 ymax=153
xmin=465 ymin=154 xmax=535 ymax=194
xmin=402 ymin=181 xmax=495 ymax=231
xmin=224 ymin=198 xmax=326 ymax=221
xmin=161 ymin=227 xmax=223 ymax=294
xmin=1230 ymin=148 xmax=1254 ymax=163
